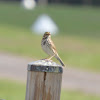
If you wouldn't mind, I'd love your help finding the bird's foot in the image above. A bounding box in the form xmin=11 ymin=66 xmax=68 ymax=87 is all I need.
xmin=41 ymin=59 xmax=53 ymax=62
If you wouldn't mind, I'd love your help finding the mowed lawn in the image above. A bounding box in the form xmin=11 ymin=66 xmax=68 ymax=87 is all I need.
xmin=0 ymin=80 xmax=100 ymax=100
xmin=0 ymin=2 xmax=100 ymax=71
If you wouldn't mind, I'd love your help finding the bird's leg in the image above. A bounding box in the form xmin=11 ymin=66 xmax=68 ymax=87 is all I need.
xmin=48 ymin=54 xmax=55 ymax=60
xmin=42 ymin=56 xmax=50 ymax=60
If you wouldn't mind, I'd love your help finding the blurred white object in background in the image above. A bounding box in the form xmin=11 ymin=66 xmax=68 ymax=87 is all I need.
xmin=21 ymin=0 xmax=36 ymax=10
xmin=31 ymin=14 xmax=59 ymax=35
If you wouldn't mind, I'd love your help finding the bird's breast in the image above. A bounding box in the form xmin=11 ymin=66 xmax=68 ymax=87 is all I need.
xmin=41 ymin=39 xmax=54 ymax=56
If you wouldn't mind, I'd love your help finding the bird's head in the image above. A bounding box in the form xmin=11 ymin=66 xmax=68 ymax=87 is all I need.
xmin=43 ymin=32 xmax=51 ymax=39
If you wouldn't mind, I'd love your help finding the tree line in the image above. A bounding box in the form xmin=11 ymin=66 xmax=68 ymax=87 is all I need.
xmin=1 ymin=0 xmax=100 ymax=6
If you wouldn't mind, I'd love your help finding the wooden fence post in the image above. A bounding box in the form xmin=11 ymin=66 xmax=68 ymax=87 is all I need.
xmin=25 ymin=60 xmax=63 ymax=100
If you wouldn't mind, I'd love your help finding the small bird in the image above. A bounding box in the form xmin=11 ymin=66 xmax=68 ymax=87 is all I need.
xmin=41 ymin=32 xmax=65 ymax=67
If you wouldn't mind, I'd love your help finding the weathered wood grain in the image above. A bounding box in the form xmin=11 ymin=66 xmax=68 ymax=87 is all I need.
xmin=42 ymin=72 xmax=62 ymax=100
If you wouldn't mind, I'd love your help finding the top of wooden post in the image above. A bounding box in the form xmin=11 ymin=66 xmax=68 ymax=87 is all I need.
xmin=28 ymin=60 xmax=63 ymax=73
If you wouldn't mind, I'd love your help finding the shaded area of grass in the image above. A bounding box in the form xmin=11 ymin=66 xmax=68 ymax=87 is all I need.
xmin=0 ymin=79 xmax=100 ymax=100
xmin=0 ymin=2 xmax=100 ymax=71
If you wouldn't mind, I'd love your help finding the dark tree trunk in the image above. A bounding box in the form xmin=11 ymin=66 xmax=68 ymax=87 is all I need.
xmin=82 ymin=0 xmax=93 ymax=5
xmin=38 ymin=0 xmax=48 ymax=5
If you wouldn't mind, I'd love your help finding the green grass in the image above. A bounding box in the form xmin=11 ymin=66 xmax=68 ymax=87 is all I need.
xmin=0 ymin=2 xmax=100 ymax=71
xmin=0 ymin=79 xmax=100 ymax=100
xmin=0 ymin=3 xmax=100 ymax=37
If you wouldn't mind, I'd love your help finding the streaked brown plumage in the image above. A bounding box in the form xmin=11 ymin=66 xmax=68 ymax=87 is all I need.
xmin=41 ymin=32 xmax=65 ymax=67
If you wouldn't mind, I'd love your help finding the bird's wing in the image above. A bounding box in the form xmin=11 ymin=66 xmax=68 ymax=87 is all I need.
xmin=49 ymin=39 xmax=57 ymax=54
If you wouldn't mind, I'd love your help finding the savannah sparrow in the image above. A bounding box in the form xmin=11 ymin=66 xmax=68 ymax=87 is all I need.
xmin=41 ymin=32 xmax=65 ymax=67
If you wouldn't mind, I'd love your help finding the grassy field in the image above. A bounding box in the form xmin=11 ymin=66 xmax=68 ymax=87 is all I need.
xmin=0 ymin=79 xmax=100 ymax=100
xmin=0 ymin=2 xmax=100 ymax=71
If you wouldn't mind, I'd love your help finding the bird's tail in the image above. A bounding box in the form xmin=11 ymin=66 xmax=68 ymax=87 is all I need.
xmin=55 ymin=55 xmax=65 ymax=67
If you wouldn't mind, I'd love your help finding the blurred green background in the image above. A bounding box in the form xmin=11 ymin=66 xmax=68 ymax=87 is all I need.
xmin=0 ymin=1 xmax=100 ymax=100
xmin=0 ymin=2 xmax=100 ymax=71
